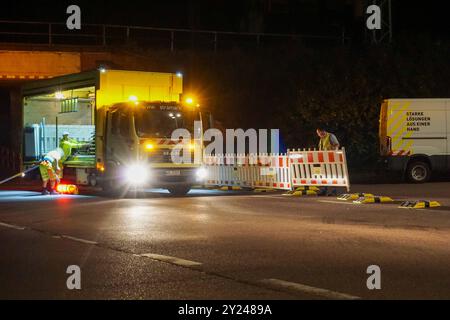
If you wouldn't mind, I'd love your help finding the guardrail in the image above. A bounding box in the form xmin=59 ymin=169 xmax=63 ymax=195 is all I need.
xmin=0 ymin=20 xmax=350 ymax=51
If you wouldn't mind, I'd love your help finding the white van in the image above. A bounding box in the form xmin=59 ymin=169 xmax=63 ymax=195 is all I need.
xmin=379 ymin=99 xmax=449 ymax=183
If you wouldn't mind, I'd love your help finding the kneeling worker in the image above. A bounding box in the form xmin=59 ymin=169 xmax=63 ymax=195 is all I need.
xmin=39 ymin=148 xmax=64 ymax=195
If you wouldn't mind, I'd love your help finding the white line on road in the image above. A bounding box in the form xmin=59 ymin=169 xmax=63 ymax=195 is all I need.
xmin=0 ymin=222 xmax=26 ymax=230
xmin=61 ymin=235 xmax=98 ymax=245
xmin=138 ymin=253 xmax=202 ymax=267
xmin=260 ymin=278 xmax=360 ymax=300
xmin=318 ymin=200 xmax=357 ymax=205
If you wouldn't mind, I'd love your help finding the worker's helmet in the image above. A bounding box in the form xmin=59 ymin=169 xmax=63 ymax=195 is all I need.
xmin=62 ymin=131 xmax=70 ymax=136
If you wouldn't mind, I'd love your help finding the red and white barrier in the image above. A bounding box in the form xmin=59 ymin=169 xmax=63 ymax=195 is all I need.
xmin=203 ymin=153 xmax=291 ymax=190
xmin=202 ymin=148 xmax=350 ymax=192
xmin=288 ymin=148 xmax=350 ymax=192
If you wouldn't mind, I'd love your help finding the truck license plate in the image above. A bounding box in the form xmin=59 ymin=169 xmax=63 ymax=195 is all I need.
xmin=165 ymin=170 xmax=181 ymax=176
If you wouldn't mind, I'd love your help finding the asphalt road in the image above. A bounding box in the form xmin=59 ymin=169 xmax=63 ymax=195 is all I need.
xmin=0 ymin=183 xmax=449 ymax=300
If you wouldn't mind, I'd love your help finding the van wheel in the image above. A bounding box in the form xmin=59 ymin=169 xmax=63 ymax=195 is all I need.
xmin=168 ymin=185 xmax=191 ymax=196
xmin=406 ymin=161 xmax=431 ymax=183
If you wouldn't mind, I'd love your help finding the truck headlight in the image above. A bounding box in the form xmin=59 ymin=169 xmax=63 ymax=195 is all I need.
xmin=124 ymin=164 xmax=149 ymax=185
xmin=196 ymin=167 xmax=207 ymax=181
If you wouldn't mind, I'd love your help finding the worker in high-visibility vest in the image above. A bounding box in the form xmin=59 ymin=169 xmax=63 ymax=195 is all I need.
xmin=317 ymin=128 xmax=340 ymax=151
xmin=59 ymin=131 xmax=91 ymax=163
xmin=316 ymin=128 xmax=340 ymax=196
xmin=39 ymin=148 xmax=64 ymax=195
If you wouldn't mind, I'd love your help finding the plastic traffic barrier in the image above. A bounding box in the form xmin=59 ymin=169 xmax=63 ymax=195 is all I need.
xmin=204 ymin=153 xmax=291 ymax=191
xmin=399 ymin=200 xmax=441 ymax=209
xmin=203 ymin=149 xmax=350 ymax=193
xmin=289 ymin=148 xmax=350 ymax=192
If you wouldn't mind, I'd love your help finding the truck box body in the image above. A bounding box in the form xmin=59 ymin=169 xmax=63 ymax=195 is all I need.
xmin=379 ymin=98 xmax=450 ymax=182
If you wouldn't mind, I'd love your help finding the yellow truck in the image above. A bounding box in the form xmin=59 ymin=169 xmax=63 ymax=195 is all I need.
xmin=379 ymin=98 xmax=450 ymax=183
xmin=22 ymin=69 xmax=206 ymax=195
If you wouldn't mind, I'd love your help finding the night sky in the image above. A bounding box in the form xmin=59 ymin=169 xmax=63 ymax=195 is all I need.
xmin=1 ymin=0 xmax=448 ymax=41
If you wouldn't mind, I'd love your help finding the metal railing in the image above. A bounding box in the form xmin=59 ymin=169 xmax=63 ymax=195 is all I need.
xmin=0 ymin=20 xmax=350 ymax=50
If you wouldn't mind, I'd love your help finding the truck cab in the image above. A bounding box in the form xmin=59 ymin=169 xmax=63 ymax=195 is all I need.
xmin=100 ymin=100 xmax=203 ymax=195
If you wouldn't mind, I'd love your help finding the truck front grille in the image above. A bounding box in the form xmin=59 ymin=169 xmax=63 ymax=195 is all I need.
xmin=148 ymin=149 xmax=193 ymax=164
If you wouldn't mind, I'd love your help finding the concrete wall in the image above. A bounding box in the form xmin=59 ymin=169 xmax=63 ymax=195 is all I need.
xmin=0 ymin=50 xmax=81 ymax=79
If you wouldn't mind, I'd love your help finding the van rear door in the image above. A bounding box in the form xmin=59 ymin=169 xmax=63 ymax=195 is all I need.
xmin=379 ymin=100 xmax=389 ymax=156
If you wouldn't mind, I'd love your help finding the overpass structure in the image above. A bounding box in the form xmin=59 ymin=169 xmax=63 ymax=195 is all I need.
xmin=0 ymin=19 xmax=348 ymax=176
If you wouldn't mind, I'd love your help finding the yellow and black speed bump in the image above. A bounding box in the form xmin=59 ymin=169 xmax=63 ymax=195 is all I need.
xmin=192 ymin=185 xmax=215 ymax=189
xmin=293 ymin=186 xmax=320 ymax=192
xmin=399 ymin=200 xmax=441 ymax=209
xmin=283 ymin=190 xmax=318 ymax=196
xmin=253 ymin=188 xmax=277 ymax=193
xmin=337 ymin=193 xmax=374 ymax=201
xmin=283 ymin=186 xmax=319 ymax=196
xmin=219 ymin=186 xmax=243 ymax=191
xmin=353 ymin=196 xmax=394 ymax=204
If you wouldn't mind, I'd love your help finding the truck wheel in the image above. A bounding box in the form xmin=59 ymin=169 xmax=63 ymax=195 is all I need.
xmin=101 ymin=178 xmax=120 ymax=197
xmin=88 ymin=174 xmax=98 ymax=187
xmin=101 ymin=165 xmax=121 ymax=197
xmin=168 ymin=185 xmax=191 ymax=196
xmin=406 ymin=161 xmax=431 ymax=183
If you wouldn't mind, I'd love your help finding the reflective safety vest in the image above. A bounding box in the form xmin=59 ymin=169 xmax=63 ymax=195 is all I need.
xmin=60 ymin=138 xmax=86 ymax=162
xmin=319 ymin=133 xmax=332 ymax=151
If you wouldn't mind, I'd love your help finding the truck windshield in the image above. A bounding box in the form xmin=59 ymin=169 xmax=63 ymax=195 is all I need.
xmin=134 ymin=106 xmax=196 ymax=138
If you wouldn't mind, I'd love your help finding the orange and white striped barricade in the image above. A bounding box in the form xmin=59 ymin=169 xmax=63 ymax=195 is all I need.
xmin=204 ymin=154 xmax=241 ymax=187
xmin=288 ymin=148 xmax=350 ymax=192
xmin=248 ymin=153 xmax=291 ymax=190
xmin=203 ymin=153 xmax=291 ymax=190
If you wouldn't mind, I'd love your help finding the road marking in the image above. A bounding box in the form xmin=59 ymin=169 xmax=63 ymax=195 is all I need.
xmin=0 ymin=222 xmax=26 ymax=230
xmin=61 ymin=235 xmax=98 ymax=245
xmin=260 ymin=278 xmax=360 ymax=300
xmin=138 ymin=253 xmax=202 ymax=267
xmin=318 ymin=200 xmax=357 ymax=205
